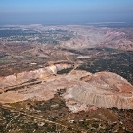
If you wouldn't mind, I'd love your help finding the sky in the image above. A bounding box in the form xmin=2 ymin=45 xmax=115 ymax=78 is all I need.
xmin=0 ymin=0 xmax=133 ymax=25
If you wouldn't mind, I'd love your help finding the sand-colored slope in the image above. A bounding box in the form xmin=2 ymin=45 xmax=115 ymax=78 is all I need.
xmin=0 ymin=69 xmax=133 ymax=112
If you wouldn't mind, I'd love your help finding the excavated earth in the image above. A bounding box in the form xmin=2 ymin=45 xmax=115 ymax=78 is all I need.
xmin=0 ymin=63 xmax=133 ymax=113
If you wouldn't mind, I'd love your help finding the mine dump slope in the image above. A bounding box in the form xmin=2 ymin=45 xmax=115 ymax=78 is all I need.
xmin=0 ymin=25 xmax=133 ymax=113
xmin=0 ymin=65 xmax=133 ymax=112
xmin=64 ymin=71 xmax=133 ymax=111
xmin=0 ymin=63 xmax=72 ymax=91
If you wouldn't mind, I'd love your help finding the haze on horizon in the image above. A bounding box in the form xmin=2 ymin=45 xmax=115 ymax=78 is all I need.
xmin=0 ymin=0 xmax=133 ymax=25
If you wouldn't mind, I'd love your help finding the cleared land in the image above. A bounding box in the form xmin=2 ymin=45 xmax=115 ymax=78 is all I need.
xmin=0 ymin=25 xmax=133 ymax=132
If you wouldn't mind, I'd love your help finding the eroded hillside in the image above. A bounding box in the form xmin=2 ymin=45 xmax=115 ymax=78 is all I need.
xmin=0 ymin=25 xmax=133 ymax=132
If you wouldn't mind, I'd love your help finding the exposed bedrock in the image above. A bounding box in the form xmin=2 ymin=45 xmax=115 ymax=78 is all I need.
xmin=0 ymin=63 xmax=73 ymax=90
xmin=0 ymin=68 xmax=133 ymax=111
xmin=64 ymin=71 xmax=133 ymax=110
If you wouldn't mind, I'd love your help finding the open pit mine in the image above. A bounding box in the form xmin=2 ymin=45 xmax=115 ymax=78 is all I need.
xmin=0 ymin=63 xmax=133 ymax=112
xmin=1 ymin=25 xmax=133 ymax=132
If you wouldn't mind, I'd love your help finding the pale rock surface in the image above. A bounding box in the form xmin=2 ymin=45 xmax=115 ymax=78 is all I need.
xmin=64 ymin=71 xmax=133 ymax=110
xmin=0 ymin=63 xmax=72 ymax=91
xmin=0 ymin=68 xmax=133 ymax=112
